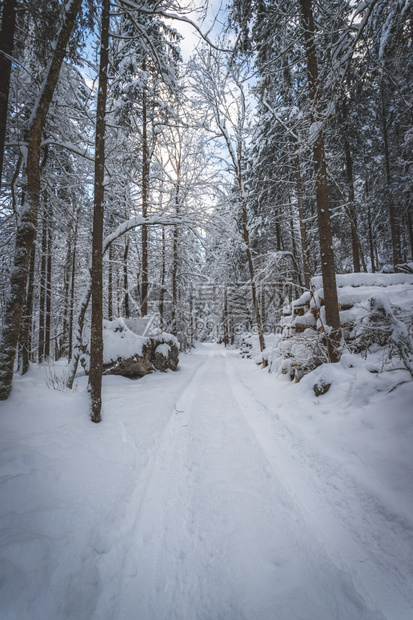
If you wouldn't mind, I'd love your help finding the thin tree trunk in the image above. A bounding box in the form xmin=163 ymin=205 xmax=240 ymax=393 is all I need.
xmin=365 ymin=177 xmax=376 ymax=272
xmin=367 ymin=205 xmax=376 ymax=273
xmin=159 ymin=226 xmax=166 ymax=327
xmin=299 ymin=0 xmax=340 ymax=362
xmin=171 ymin=219 xmax=179 ymax=335
xmin=19 ymin=243 xmax=36 ymax=374
xmin=276 ymin=221 xmax=282 ymax=252
xmin=141 ymin=64 xmax=149 ymax=317
xmin=381 ymin=76 xmax=401 ymax=268
xmin=68 ymin=210 xmax=78 ymax=360
xmin=0 ymin=0 xmax=17 ymax=187
xmin=88 ymin=0 xmax=110 ymax=423
xmin=289 ymin=195 xmax=302 ymax=288
xmin=60 ymin=231 xmax=73 ymax=359
xmin=189 ymin=290 xmax=194 ymax=348
xmin=344 ymin=139 xmax=361 ymax=272
xmin=341 ymin=100 xmax=361 ymax=272
xmin=223 ymin=286 xmax=229 ymax=346
xmin=295 ymin=155 xmax=311 ymax=289
xmin=45 ymin=202 xmax=53 ymax=359
xmin=0 ymin=0 xmax=82 ymax=400
xmin=289 ymin=202 xmax=298 ymax=266
xmin=38 ymin=204 xmax=47 ymax=362
xmin=123 ymin=237 xmax=130 ymax=317
xmin=108 ymin=242 xmax=113 ymax=320
xmin=408 ymin=208 xmax=413 ymax=262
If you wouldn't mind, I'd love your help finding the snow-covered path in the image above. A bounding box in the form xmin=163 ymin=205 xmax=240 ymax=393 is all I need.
xmin=94 ymin=344 xmax=411 ymax=620
xmin=1 ymin=343 xmax=413 ymax=619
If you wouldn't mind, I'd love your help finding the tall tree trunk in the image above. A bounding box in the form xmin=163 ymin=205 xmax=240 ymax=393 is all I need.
xmin=408 ymin=208 xmax=413 ymax=262
xmin=275 ymin=220 xmax=282 ymax=252
xmin=299 ymin=0 xmax=340 ymax=362
xmin=367 ymin=205 xmax=376 ymax=273
xmin=88 ymin=0 xmax=110 ymax=423
xmin=60 ymin=229 xmax=73 ymax=359
xmin=365 ymin=177 xmax=376 ymax=272
xmin=381 ymin=76 xmax=401 ymax=268
xmin=159 ymin=226 xmax=166 ymax=327
xmin=108 ymin=242 xmax=113 ymax=320
xmin=344 ymin=140 xmax=361 ymax=273
xmin=0 ymin=0 xmax=17 ymax=187
xmin=295 ymin=155 xmax=311 ymax=289
xmin=68 ymin=209 xmax=79 ymax=360
xmin=45 ymin=201 xmax=53 ymax=358
xmin=38 ymin=203 xmax=47 ymax=362
xmin=288 ymin=195 xmax=302 ymax=288
xmin=18 ymin=243 xmax=36 ymax=374
xmin=123 ymin=237 xmax=130 ymax=317
xmin=0 ymin=0 xmax=82 ymax=400
xmin=341 ymin=100 xmax=361 ymax=273
xmin=223 ymin=286 xmax=229 ymax=346
xmin=171 ymin=195 xmax=179 ymax=337
xmin=141 ymin=65 xmax=149 ymax=317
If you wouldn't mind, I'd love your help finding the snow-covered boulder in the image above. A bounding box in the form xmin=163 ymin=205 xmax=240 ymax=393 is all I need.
xmin=81 ymin=319 xmax=179 ymax=378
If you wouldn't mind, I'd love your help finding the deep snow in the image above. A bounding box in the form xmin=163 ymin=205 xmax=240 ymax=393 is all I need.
xmin=0 ymin=344 xmax=412 ymax=619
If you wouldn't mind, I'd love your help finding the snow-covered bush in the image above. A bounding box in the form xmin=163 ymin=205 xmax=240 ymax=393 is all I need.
xmin=44 ymin=360 xmax=75 ymax=392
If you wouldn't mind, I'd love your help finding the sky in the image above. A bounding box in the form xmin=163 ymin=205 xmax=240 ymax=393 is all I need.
xmin=168 ymin=0 xmax=229 ymax=61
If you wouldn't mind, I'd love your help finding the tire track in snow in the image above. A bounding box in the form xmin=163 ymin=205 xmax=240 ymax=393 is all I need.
xmin=92 ymin=350 xmax=212 ymax=620
xmin=225 ymin=353 xmax=412 ymax=620
xmin=95 ymin=345 xmax=399 ymax=619
xmin=117 ymin=346 xmax=385 ymax=620
xmin=110 ymin=350 xmax=214 ymax=620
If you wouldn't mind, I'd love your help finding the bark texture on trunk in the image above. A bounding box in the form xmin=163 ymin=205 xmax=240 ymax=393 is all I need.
xmin=0 ymin=0 xmax=17 ymax=187
xmin=18 ymin=243 xmax=36 ymax=374
xmin=381 ymin=78 xmax=401 ymax=268
xmin=299 ymin=0 xmax=341 ymax=362
xmin=38 ymin=204 xmax=47 ymax=362
xmin=294 ymin=155 xmax=311 ymax=289
xmin=88 ymin=0 xmax=110 ymax=423
xmin=0 ymin=0 xmax=82 ymax=400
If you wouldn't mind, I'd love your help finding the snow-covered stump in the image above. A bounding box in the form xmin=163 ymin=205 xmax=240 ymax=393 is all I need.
xmin=80 ymin=319 xmax=179 ymax=379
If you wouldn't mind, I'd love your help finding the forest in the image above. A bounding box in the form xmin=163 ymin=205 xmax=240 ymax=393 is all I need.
xmin=0 ymin=0 xmax=412 ymax=422
xmin=1 ymin=2 xmax=413 ymax=618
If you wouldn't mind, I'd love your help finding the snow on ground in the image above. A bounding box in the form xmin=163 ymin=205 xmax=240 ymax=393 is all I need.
xmin=0 ymin=344 xmax=412 ymax=619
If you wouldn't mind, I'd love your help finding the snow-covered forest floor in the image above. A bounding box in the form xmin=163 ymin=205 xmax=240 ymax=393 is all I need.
xmin=0 ymin=344 xmax=412 ymax=620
